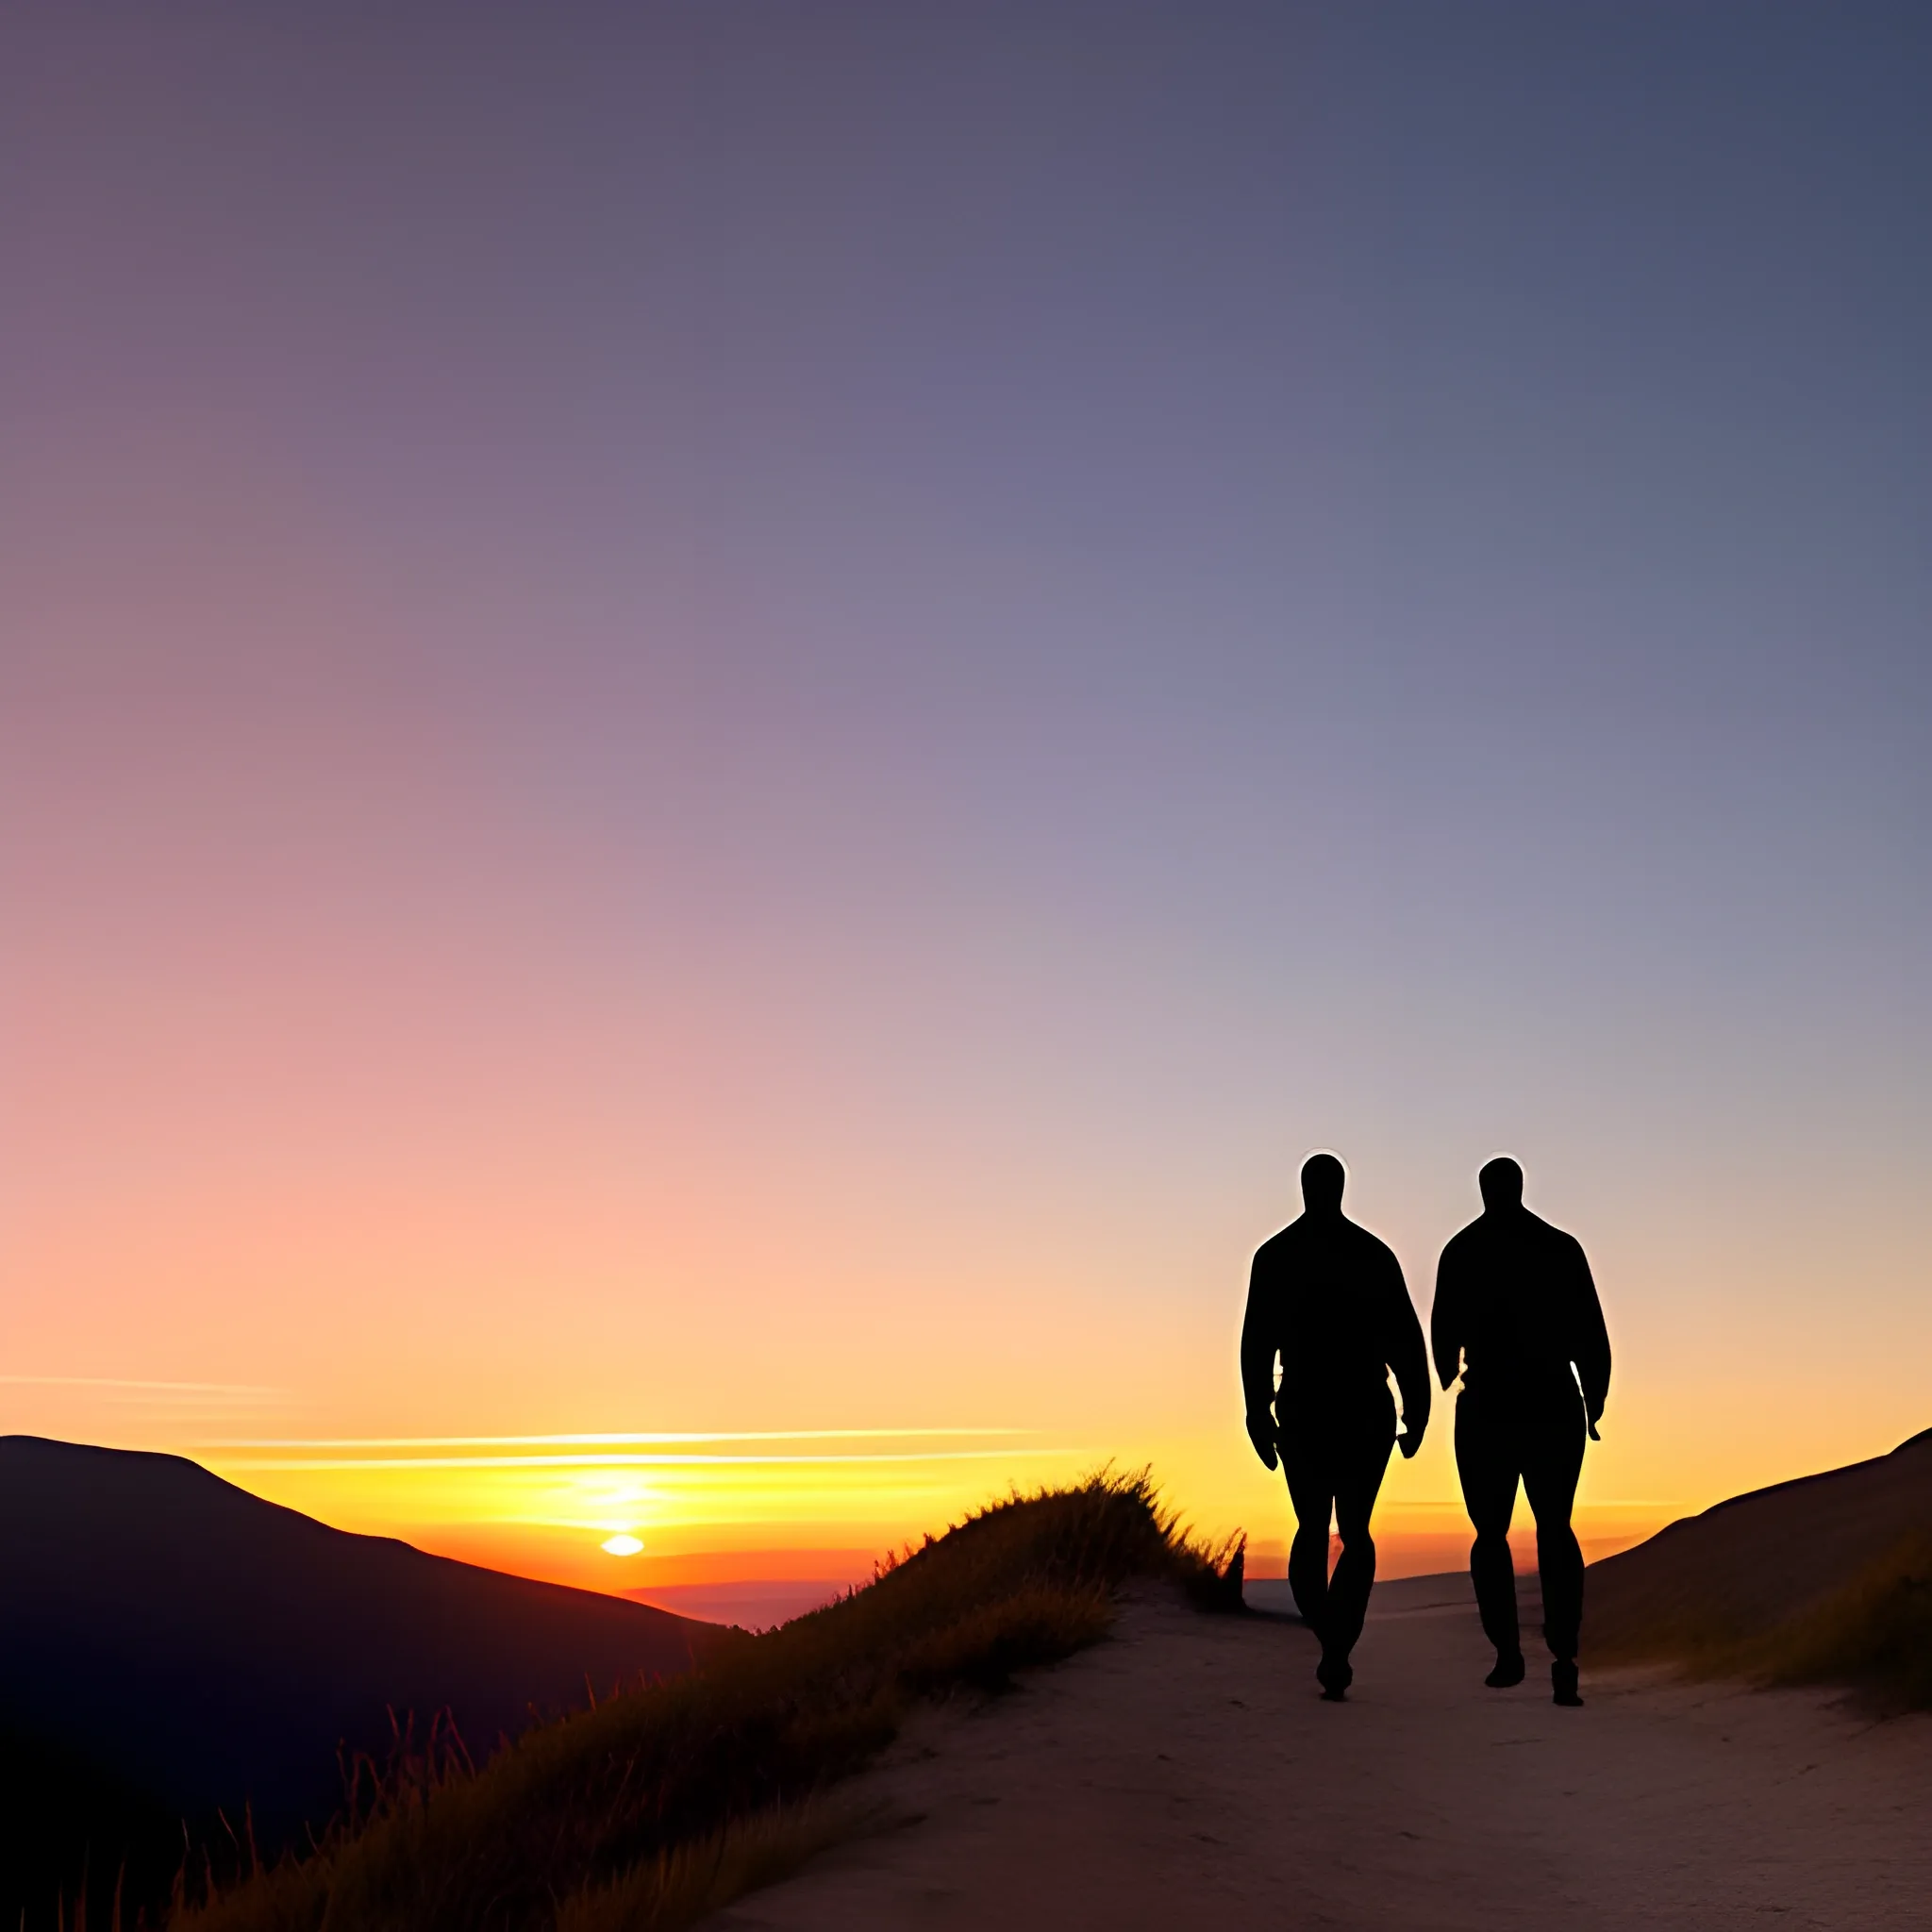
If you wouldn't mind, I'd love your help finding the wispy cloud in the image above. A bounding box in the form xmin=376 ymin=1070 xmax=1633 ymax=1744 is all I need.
xmin=202 ymin=1426 xmax=1075 ymax=1474
xmin=3 ymin=1374 xmax=286 ymax=1404
xmin=4 ymin=1375 xmax=278 ymax=1390
xmin=211 ymin=1448 xmax=1077 ymax=1472
xmin=207 ymin=1427 xmax=1034 ymax=1448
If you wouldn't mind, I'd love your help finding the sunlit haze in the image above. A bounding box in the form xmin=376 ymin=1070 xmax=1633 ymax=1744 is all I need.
xmin=3 ymin=7 xmax=1926 ymax=1601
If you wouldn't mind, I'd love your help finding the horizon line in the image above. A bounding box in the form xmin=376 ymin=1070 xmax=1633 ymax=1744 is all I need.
xmin=203 ymin=1427 xmax=1039 ymax=1448
xmin=208 ymin=1447 xmax=1087 ymax=1471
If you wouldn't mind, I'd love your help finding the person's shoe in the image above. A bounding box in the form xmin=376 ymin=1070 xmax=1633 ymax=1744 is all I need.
xmin=1485 ymin=1650 xmax=1526 ymax=1689
xmin=1315 ymin=1655 xmax=1353 ymax=1702
xmin=1552 ymin=1659 xmax=1583 ymax=1707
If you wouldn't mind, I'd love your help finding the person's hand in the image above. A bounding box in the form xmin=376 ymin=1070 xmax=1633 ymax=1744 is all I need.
xmin=1245 ymin=1410 xmax=1278 ymax=1472
xmin=1397 ymin=1421 xmax=1424 ymax=1460
xmin=1586 ymin=1407 xmax=1603 ymax=1443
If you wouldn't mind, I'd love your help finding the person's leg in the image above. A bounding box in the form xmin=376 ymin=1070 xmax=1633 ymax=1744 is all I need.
xmin=1324 ymin=1401 xmax=1397 ymax=1679
xmin=1278 ymin=1432 xmax=1335 ymax=1642
xmin=1455 ymin=1391 xmax=1524 ymax=1680
xmin=1521 ymin=1387 xmax=1587 ymax=1703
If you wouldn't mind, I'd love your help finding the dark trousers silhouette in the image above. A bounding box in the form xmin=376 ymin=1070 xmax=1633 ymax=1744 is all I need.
xmin=1455 ymin=1383 xmax=1586 ymax=1662
xmin=1278 ymin=1391 xmax=1396 ymax=1669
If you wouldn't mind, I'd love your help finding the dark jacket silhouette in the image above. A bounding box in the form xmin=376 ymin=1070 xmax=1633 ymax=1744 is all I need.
xmin=1432 ymin=1157 xmax=1610 ymax=1705
xmin=1241 ymin=1154 xmax=1429 ymax=1698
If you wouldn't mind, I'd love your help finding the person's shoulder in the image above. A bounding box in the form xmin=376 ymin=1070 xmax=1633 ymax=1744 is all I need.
xmin=1525 ymin=1208 xmax=1582 ymax=1252
xmin=1253 ymin=1221 xmax=1301 ymax=1263
xmin=1343 ymin=1219 xmax=1401 ymax=1267
xmin=1438 ymin=1216 xmax=1485 ymax=1259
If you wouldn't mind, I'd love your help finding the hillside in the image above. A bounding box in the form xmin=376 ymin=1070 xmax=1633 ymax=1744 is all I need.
xmin=1587 ymin=1425 xmax=1932 ymax=1678
xmin=0 ymin=1436 xmax=712 ymax=1920
xmin=169 ymin=1470 xmax=1235 ymax=1932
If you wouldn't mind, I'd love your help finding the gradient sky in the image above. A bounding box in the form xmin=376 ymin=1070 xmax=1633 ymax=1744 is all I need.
xmin=3 ymin=5 xmax=1927 ymax=1594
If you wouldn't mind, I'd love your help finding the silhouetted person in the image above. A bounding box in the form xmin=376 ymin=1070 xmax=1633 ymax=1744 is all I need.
xmin=1432 ymin=1157 xmax=1610 ymax=1707
xmin=1241 ymin=1154 xmax=1430 ymax=1700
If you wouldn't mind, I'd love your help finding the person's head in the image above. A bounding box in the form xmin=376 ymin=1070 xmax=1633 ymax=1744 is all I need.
xmin=1301 ymin=1152 xmax=1345 ymax=1215
xmin=1478 ymin=1156 xmax=1524 ymax=1211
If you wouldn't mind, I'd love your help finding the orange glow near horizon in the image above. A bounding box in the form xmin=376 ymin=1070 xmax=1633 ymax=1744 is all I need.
xmin=187 ymin=1428 xmax=1108 ymax=1594
xmin=185 ymin=1438 xmax=1677 ymax=1593
xmin=4 ymin=1324 xmax=1924 ymax=1605
xmin=6 ymin=1215 xmax=1925 ymax=1608
xmin=183 ymin=1429 xmax=1674 ymax=1596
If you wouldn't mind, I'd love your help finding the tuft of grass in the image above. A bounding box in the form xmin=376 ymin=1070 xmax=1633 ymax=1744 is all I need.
xmin=1585 ymin=1603 xmax=1754 ymax=1673
xmin=551 ymin=1797 xmax=882 ymax=1932
xmin=171 ymin=1469 xmax=1240 ymax=1932
xmin=1751 ymin=1534 xmax=1932 ymax=1710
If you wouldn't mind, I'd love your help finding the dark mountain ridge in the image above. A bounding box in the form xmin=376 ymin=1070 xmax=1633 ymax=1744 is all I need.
xmin=0 ymin=1437 xmax=712 ymax=1850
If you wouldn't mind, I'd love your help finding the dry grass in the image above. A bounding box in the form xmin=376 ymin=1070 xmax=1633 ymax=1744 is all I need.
xmin=551 ymin=1798 xmax=883 ymax=1932
xmin=1583 ymin=1424 xmax=1932 ymax=1704
xmin=1751 ymin=1534 xmax=1932 ymax=1709
xmin=1591 ymin=1532 xmax=1932 ymax=1713
xmin=166 ymin=1470 xmax=1240 ymax=1932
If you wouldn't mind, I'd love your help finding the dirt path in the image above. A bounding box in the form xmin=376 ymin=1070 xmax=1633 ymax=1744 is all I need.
xmin=710 ymin=1574 xmax=1932 ymax=1931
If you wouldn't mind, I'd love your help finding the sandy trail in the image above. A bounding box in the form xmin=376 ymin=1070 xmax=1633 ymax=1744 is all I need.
xmin=711 ymin=1574 xmax=1932 ymax=1931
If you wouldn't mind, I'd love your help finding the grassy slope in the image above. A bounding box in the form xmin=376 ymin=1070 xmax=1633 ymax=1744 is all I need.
xmin=1594 ymin=1533 xmax=1932 ymax=1710
xmin=1738 ymin=1534 xmax=1932 ymax=1708
xmin=169 ymin=1473 xmax=1241 ymax=1932
xmin=1586 ymin=1428 xmax=1932 ymax=1711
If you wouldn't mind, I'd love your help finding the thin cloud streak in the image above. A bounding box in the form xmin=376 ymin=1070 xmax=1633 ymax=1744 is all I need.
xmin=211 ymin=1449 xmax=1085 ymax=1472
xmin=2 ymin=1375 xmax=286 ymax=1392
xmin=206 ymin=1428 xmax=1035 ymax=1448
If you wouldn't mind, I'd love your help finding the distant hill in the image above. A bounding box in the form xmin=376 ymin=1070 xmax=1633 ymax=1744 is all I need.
xmin=0 ymin=1436 xmax=713 ymax=1912
xmin=1587 ymin=1425 xmax=1932 ymax=1657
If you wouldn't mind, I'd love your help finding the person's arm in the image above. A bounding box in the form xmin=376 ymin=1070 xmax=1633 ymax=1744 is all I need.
xmin=1569 ymin=1238 xmax=1611 ymax=1435
xmin=1238 ymin=1249 xmax=1280 ymax=1470
xmin=1384 ymin=1251 xmax=1431 ymax=1457
xmin=1430 ymin=1239 xmax=1465 ymax=1391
